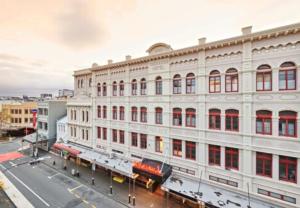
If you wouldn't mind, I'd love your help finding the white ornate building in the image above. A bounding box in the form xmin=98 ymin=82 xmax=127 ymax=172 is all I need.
xmin=67 ymin=23 xmax=300 ymax=208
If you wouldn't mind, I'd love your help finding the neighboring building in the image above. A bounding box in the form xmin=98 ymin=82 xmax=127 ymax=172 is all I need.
xmin=36 ymin=100 xmax=67 ymax=150
xmin=1 ymin=102 xmax=37 ymax=129
xmin=58 ymin=89 xmax=74 ymax=98
xmin=56 ymin=116 xmax=68 ymax=143
xmin=40 ymin=93 xmax=52 ymax=100
xmin=67 ymin=23 xmax=300 ymax=208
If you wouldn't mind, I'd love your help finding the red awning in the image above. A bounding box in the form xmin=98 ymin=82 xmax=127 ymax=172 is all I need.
xmin=52 ymin=143 xmax=81 ymax=156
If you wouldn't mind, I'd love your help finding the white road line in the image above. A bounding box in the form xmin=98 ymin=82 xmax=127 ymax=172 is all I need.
xmin=0 ymin=164 xmax=50 ymax=207
xmin=47 ymin=172 xmax=60 ymax=179
xmin=9 ymin=161 xmax=17 ymax=167
xmin=68 ymin=184 xmax=82 ymax=192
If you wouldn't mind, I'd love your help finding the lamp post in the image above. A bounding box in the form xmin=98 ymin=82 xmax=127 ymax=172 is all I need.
xmin=128 ymin=176 xmax=131 ymax=204
xmin=109 ymin=169 xmax=113 ymax=195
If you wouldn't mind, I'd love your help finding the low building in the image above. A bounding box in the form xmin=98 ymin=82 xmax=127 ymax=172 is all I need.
xmin=58 ymin=89 xmax=74 ymax=98
xmin=34 ymin=100 xmax=67 ymax=150
xmin=56 ymin=116 xmax=68 ymax=143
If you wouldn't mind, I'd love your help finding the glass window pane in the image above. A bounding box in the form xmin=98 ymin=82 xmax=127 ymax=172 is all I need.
xmin=256 ymin=119 xmax=263 ymax=133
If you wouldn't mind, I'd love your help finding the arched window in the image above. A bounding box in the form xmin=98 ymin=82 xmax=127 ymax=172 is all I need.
xmin=256 ymin=110 xmax=272 ymax=135
xmin=80 ymin=79 xmax=84 ymax=88
xmin=97 ymin=83 xmax=101 ymax=96
xmin=140 ymin=78 xmax=147 ymax=95
xmin=112 ymin=81 xmax=117 ymax=96
xmin=131 ymin=107 xmax=137 ymax=121
xmin=279 ymin=111 xmax=297 ymax=137
xmin=209 ymin=70 xmax=221 ymax=93
xmin=155 ymin=107 xmax=163 ymax=124
xmin=186 ymin=108 xmax=196 ymax=127
xmin=77 ymin=79 xmax=80 ymax=88
xmin=173 ymin=74 xmax=181 ymax=94
xmin=103 ymin=106 xmax=107 ymax=118
xmin=186 ymin=73 xmax=195 ymax=94
xmin=225 ymin=109 xmax=239 ymax=131
xmin=119 ymin=80 xmax=124 ymax=96
xmin=155 ymin=76 xmax=162 ymax=95
xmin=225 ymin=68 xmax=238 ymax=92
xmin=119 ymin=106 xmax=125 ymax=120
xmin=131 ymin=79 xmax=137 ymax=95
xmin=173 ymin=108 xmax=182 ymax=126
xmin=256 ymin=65 xmax=272 ymax=91
xmin=140 ymin=107 xmax=147 ymax=123
xmin=209 ymin=109 xmax=221 ymax=129
xmin=102 ymin=83 xmax=107 ymax=96
xmin=97 ymin=105 xmax=101 ymax=118
xmin=89 ymin=78 xmax=92 ymax=87
xmin=279 ymin=62 xmax=296 ymax=90
xmin=112 ymin=106 xmax=117 ymax=120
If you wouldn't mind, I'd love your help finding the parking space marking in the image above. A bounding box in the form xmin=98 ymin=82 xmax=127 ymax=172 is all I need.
xmin=47 ymin=172 xmax=60 ymax=179
xmin=68 ymin=184 xmax=83 ymax=192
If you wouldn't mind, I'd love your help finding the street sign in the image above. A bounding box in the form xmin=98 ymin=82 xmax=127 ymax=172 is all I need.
xmin=31 ymin=109 xmax=37 ymax=113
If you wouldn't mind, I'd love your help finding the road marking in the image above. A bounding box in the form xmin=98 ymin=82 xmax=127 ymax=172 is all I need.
xmin=82 ymin=199 xmax=89 ymax=204
xmin=47 ymin=172 xmax=60 ymax=179
xmin=68 ymin=184 xmax=82 ymax=192
xmin=0 ymin=164 xmax=50 ymax=207
xmin=9 ymin=161 xmax=17 ymax=167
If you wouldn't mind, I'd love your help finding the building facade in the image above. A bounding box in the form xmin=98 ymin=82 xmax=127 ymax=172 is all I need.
xmin=68 ymin=23 xmax=300 ymax=207
xmin=56 ymin=116 xmax=68 ymax=143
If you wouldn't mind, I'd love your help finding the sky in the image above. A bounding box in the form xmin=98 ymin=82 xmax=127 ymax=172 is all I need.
xmin=0 ymin=0 xmax=300 ymax=96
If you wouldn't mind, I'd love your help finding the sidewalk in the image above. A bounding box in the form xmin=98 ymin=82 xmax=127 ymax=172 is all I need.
xmin=0 ymin=169 xmax=34 ymax=208
xmin=43 ymin=152 xmax=185 ymax=208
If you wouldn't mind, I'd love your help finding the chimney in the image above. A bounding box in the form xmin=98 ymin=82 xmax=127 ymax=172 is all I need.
xmin=108 ymin=59 xmax=113 ymax=64
xmin=198 ymin=37 xmax=206 ymax=45
xmin=125 ymin=55 xmax=131 ymax=61
xmin=242 ymin=26 xmax=252 ymax=35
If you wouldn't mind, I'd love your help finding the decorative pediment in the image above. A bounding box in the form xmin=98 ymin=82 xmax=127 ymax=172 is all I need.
xmin=146 ymin=43 xmax=173 ymax=55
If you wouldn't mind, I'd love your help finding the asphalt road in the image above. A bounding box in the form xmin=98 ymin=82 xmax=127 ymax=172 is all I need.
xmin=0 ymin=140 xmax=127 ymax=208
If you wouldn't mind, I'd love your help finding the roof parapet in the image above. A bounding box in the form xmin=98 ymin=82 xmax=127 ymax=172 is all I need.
xmin=198 ymin=37 xmax=206 ymax=45
xmin=242 ymin=26 xmax=252 ymax=35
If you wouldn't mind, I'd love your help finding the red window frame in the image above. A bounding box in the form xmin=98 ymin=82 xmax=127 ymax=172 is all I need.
xmin=97 ymin=83 xmax=101 ymax=96
xmin=186 ymin=108 xmax=196 ymax=127
xmin=279 ymin=112 xmax=297 ymax=137
xmin=155 ymin=77 xmax=162 ymax=95
xmin=225 ymin=110 xmax=239 ymax=131
xmin=256 ymin=152 xmax=272 ymax=178
xmin=225 ymin=69 xmax=238 ymax=92
xmin=186 ymin=141 xmax=196 ymax=160
xmin=112 ymin=106 xmax=117 ymax=120
xmin=209 ymin=145 xmax=221 ymax=166
xmin=97 ymin=127 xmax=101 ymax=139
xmin=119 ymin=81 xmax=124 ymax=96
xmin=155 ymin=107 xmax=163 ymax=124
xmin=97 ymin=105 xmax=101 ymax=118
xmin=173 ymin=139 xmax=182 ymax=157
xmin=131 ymin=132 xmax=138 ymax=147
xmin=131 ymin=107 xmax=137 ymax=121
xmin=119 ymin=130 xmax=124 ymax=144
xmin=102 ymin=128 xmax=107 ymax=140
xmin=173 ymin=75 xmax=181 ymax=94
xmin=209 ymin=71 xmax=221 ymax=93
xmin=102 ymin=83 xmax=107 ymax=96
xmin=256 ymin=65 xmax=272 ymax=91
xmin=186 ymin=73 xmax=195 ymax=94
xmin=112 ymin=129 xmax=118 ymax=142
xmin=209 ymin=109 xmax=221 ymax=130
xmin=256 ymin=111 xmax=272 ymax=135
xmin=103 ymin=106 xmax=107 ymax=119
xmin=279 ymin=63 xmax=296 ymax=90
xmin=173 ymin=108 xmax=182 ymax=126
xmin=140 ymin=134 xmax=147 ymax=149
xmin=131 ymin=80 xmax=137 ymax=95
xmin=112 ymin=82 xmax=117 ymax=96
xmin=279 ymin=156 xmax=297 ymax=183
xmin=225 ymin=147 xmax=239 ymax=170
xmin=140 ymin=78 xmax=147 ymax=95
xmin=140 ymin=107 xmax=147 ymax=123
xmin=119 ymin=106 xmax=125 ymax=120
xmin=155 ymin=136 xmax=163 ymax=153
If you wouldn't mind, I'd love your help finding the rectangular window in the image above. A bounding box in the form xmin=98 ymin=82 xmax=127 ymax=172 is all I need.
xmin=257 ymin=71 xmax=272 ymax=91
xmin=279 ymin=116 xmax=296 ymax=137
xmin=140 ymin=134 xmax=147 ymax=149
xmin=155 ymin=79 xmax=162 ymax=95
xmin=119 ymin=130 xmax=124 ymax=144
xmin=112 ymin=107 xmax=117 ymax=120
xmin=209 ymin=75 xmax=221 ymax=93
xmin=256 ymin=113 xmax=272 ymax=135
xmin=82 ymin=129 xmax=85 ymax=140
xmin=131 ymin=107 xmax=137 ymax=121
xmin=97 ymin=127 xmax=101 ymax=139
xmin=155 ymin=136 xmax=163 ymax=153
xmin=279 ymin=69 xmax=296 ymax=90
xmin=258 ymin=188 xmax=296 ymax=204
xmin=112 ymin=83 xmax=117 ymax=96
xmin=155 ymin=108 xmax=163 ymax=124
xmin=186 ymin=109 xmax=196 ymax=127
xmin=97 ymin=106 xmax=101 ymax=118
xmin=173 ymin=139 xmax=182 ymax=157
xmin=140 ymin=107 xmax=147 ymax=123
xmin=86 ymin=111 xmax=89 ymax=122
xmin=119 ymin=82 xmax=124 ymax=96
xmin=86 ymin=130 xmax=88 ymax=140
xmin=225 ymin=111 xmax=239 ymax=131
xmin=225 ymin=147 xmax=239 ymax=170
xmin=279 ymin=156 xmax=297 ymax=183
xmin=256 ymin=152 xmax=272 ymax=177
xmin=102 ymin=128 xmax=107 ymax=140
xmin=131 ymin=132 xmax=138 ymax=147
xmin=119 ymin=107 xmax=125 ymax=120
xmin=209 ymin=112 xmax=221 ymax=129
xmin=82 ymin=111 xmax=85 ymax=122
xmin=112 ymin=129 xmax=118 ymax=142
xmin=209 ymin=145 xmax=221 ymax=166
xmin=103 ymin=106 xmax=107 ymax=119
xmin=186 ymin=141 xmax=196 ymax=160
